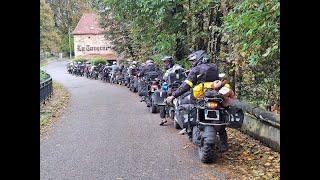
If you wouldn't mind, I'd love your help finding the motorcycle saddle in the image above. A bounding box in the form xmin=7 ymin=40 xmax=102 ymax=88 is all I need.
xmin=145 ymin=71 xmax=159 ymax=79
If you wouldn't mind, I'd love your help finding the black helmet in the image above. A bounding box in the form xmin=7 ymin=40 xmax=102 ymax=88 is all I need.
xmin=161 ymin=56 xmax=174 ymax=69
xmin=187 ymin=50 xmax=210 ymax=67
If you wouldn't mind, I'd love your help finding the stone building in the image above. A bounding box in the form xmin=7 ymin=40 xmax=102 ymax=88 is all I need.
xmin=72 ymin=13 xmax=118 ymax=63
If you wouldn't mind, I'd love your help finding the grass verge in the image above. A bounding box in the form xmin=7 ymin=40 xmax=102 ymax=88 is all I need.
xmin=40 ymin=81 xmax=70 ymax=136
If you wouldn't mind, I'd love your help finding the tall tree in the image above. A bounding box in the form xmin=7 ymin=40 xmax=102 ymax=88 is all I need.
xmin=40 ymin=0 xmax=61 ymax=52
xmin=47 ymin=0 xmax=92 ymax=54
xmin=97 ymin=0 xmax=280 ymax=109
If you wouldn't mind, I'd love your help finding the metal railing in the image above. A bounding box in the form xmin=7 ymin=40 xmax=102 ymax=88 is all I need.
xmin=40 ymin=74 xmax=53 ymax=104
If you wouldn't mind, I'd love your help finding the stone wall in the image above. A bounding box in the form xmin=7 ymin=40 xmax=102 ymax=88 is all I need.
xmin=241 ymin=114 xmax=280 ymax=152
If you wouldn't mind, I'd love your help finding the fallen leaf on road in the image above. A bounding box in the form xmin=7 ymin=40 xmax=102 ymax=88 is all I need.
xmin=268 ymin=156 xmax=274 ymax=160
xmin=183 ymin=144 xmax=190 ymax=149
xmin=216 ymin=128 xmax=279 ymax=179
xmin=264 ymin=162 xmax=271 ymax=167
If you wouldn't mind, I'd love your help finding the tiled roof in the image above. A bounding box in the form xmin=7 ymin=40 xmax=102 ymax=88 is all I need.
xmin=72 ymin=13 xmax=107 ymax=35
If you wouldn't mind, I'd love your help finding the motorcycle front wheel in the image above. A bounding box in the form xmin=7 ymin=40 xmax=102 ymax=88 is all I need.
xmin=159 ymin=106 xmax=166 ymax=118
xmin=174 ymin=120 xmax=181 ymax=129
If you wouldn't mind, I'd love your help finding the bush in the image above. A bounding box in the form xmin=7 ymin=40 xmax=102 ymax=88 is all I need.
xmin=150 ymin=55 xmax=165 ymax=71
xmin=73 ymin=57 xmax=88 ymax=64
xmin=90 ymin=57 xmax=107 ymax=66
xmin=178 ymin=58 xmax=191 ymax=69
xmin=40 ymin=70 xmax=50 ymax=82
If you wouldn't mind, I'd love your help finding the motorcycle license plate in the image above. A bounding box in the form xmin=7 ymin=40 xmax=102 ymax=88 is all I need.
xmin=204 ymin=109 xmax=220 ymax=121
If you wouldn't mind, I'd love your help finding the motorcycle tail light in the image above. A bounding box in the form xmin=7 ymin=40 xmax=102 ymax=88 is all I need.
xmin=206 ymin=102 xmax=218 ymax=109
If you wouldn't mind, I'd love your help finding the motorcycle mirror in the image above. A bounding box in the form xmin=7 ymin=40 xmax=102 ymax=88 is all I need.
xmin=219 ymin=73 xmax=226 ymax=78
xmin=176 ymin=72 xmax=180 ymax=79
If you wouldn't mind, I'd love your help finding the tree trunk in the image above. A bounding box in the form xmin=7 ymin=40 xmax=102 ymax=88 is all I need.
xmin=175 ymin=3 xmax=188 ymax=61
xmin=212 ymin=7 xmax=223 ymax=61
xmin=208 ymin=6 xmax=215 ymax=61
xmin=196 ymin=11 xmax=206 ymax=50
xmin=220 ymin=0 xmax=229 ymax=16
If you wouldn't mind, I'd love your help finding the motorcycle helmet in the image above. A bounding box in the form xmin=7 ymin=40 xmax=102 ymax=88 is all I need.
xmin=113 ymin=61 xmax=117 ymax=65
xmin=187 ymin=50 xmax=210 ymax=67
xmin=161 ymin=56 xmax=174 ymax=70
xmin=224 ymin=84 xmax=231 ymax=89
xmin=146 ymin=59 xmax=153 ymax=64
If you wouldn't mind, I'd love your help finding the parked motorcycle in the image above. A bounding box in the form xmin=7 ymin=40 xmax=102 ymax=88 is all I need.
xmin=110 ymin=71 xmax=120 ymax=84
xmin=103 ymin=67 xmax=111 ymax=83
xmin=169 ymin=74 xmax=244 ymax=163
xmin=158 ymin=68 xmax=187 ymax=128
xmin=140 ymin=71 xmax=161 ymax=113
xmin=67 ymin=63 xmax=73 ymax=74
xmin=129 ymin=75 xmax=139 ymax=93
xmin=84 ymin=65 xmax=91 ymax=78
xmin=125 ymin=74 xmax=130 ymax=87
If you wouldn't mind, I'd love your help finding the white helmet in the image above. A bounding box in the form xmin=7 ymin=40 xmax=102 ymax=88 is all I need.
xmin=146 ymin=60 xmax=153 ymax=64
xmin=132 ymin=61 xmax=137 ymax=65
xmin=113 ymin=61 xmax=117 ymax=65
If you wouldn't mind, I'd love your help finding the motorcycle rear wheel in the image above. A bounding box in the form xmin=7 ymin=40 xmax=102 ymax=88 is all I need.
xmin=133 ymin=87 xmax=137 ymax=93
xmin=199 ymin=143 xmax=216 ymax=163
xmin=148 ymin=100 xmax=157 ymax=113
xmin=199 ymin=128 xmax=217 ymax=163
xmin=150 ymin=105 xmax=157 ymax=113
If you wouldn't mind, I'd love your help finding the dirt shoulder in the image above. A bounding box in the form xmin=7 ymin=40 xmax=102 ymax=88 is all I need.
xmin=214 ymin=128 xmax=280 ymax=179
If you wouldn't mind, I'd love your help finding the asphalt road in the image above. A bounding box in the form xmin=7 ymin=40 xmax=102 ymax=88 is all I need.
xmin=40 ymin=61 xmax=228 ymax=180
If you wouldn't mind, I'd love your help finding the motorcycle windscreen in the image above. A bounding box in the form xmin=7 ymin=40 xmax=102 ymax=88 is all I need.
xmin=227 ymin=108 xmax=244 ymax=129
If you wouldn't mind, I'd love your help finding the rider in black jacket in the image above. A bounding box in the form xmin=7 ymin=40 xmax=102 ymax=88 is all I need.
xmin=138 ymin=60 xmax=159 ymax=77
xmin=164 ymin=50 xmax=229 ymax=152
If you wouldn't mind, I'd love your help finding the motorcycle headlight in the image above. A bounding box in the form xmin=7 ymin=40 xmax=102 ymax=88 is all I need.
xmin=206 ymin=102 xmax=218 ymax=109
